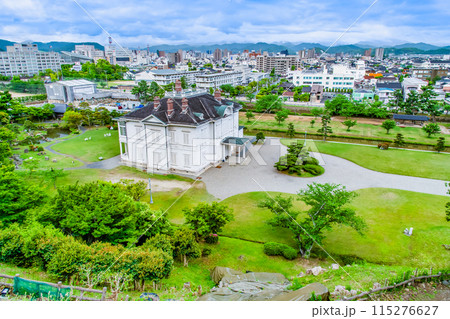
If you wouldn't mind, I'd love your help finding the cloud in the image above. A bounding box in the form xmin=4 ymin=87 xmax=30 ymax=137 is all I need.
xmin=0 ymin=0 xmax=448 ymax=47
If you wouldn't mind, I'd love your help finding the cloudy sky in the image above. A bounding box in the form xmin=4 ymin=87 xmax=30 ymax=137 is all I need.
xmin=1 ymin=0 xmax=449 ymax=47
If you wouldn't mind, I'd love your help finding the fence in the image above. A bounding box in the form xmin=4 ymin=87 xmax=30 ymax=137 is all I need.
xmin=343 ymin=269 xmax=448 ymax=301
xmin=0 ymin=274 xmax=107 ymax=301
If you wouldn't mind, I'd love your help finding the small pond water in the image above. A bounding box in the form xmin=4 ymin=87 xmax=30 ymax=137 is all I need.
xmin=45 ymin=128 xmax=71 ymax=139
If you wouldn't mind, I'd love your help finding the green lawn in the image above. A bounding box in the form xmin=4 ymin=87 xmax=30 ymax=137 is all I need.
xmin=282 ymin=139 xmax=450 ymax=180
xmin=220 ymin=188 xmax=449 ymax=269
xmin=242 ymin=113 xmax=450 ymax=146
xmin=52 ymin=127 xmax=120 ymax=162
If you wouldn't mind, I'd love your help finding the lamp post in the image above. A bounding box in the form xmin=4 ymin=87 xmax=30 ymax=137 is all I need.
xmin=304 ymin=130 xmax=307 ymax=143
xmin=148 ymin=178 xmax=153 ymax=204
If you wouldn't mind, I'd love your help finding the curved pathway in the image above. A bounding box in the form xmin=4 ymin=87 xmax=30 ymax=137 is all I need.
xmin=44 ymin=128 xmax=121 ymax=170
xmin=201 ymin=137 xmax=448 ymax=199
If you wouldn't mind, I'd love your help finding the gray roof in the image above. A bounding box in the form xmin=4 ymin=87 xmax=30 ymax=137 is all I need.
xmin=393 ymin=114 xmax=429 ymax=121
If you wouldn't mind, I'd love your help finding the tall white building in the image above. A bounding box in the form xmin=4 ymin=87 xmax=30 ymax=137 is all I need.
xmin=117 ymin=83 xmax=245 ymax=175
xmin=0 ymin=43 xmax=61 ymax=76
xmin=135 ymin=69 xmax=204 ymax=86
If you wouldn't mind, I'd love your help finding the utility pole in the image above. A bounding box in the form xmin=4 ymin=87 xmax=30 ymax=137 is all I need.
xmin=148 ymin=178 xmax=153 ymax=204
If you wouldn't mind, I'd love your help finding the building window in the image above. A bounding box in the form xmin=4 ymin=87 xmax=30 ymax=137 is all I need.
xmin=171 ymin=152 xmax=177 ymax=165
xmin=169 ymin=130 xmax=176 ymax=143
xmin=183 ymin=132 xmax=190 ymax=145
xmin=184 ymin=154 xmax=190 ymax=166
xmin=119 ymin=123 xmax=126 ymax=136
xmin=120 ymin=142 xmax=128 ymax=156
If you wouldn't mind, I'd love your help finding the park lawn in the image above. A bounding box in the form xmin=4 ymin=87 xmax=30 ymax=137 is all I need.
xmin=52 ymin=127 xmax=120 ymax=162
xmin=13 ymin=145 xmax=83 ymax=171
xmin=219 ymin=188 xmax=449 ymax=269
xmin=241 ymin=113 xmax=450 ymax=146
xmin=289 ymin=139 xmax=450 ymax=180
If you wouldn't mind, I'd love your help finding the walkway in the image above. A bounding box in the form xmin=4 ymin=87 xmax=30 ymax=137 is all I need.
xmin=201 ymin=137 xmax=448 ymax=199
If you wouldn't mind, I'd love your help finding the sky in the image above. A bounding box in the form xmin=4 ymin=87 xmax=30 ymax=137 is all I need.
xmin=0 ymin=0 xmax=449 ymax=47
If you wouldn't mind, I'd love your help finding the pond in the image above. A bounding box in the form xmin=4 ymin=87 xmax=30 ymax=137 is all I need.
xmin=45 ymin=128 xmax=71 ymax=139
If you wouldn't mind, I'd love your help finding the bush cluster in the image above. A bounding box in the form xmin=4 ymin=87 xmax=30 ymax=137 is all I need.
xmin=263 ymin=242 xmax=298 ymax=260
xmin=274 ymin=141 xmax=323 ymax=176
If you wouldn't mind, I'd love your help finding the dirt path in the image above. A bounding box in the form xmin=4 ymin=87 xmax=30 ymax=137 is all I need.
xmin=247 ymin=113 xmax=386 ymax=125
xmin=106 ymin=175 xmax=194 ymax=192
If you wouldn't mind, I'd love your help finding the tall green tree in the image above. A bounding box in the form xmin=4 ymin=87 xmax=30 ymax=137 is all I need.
xmin=381 ymin=119 xmax=396 ymax=134
xmin=287 ymin=122 xmax=296 ymax=138
xmin=319 ymin=113 xmax=332 ymax=141
xmin=419 ymin=85 xmax=442 ymax=122
xmin=342 ymin=119 xmax=357 ymax=131
xmin=255 ymin=94 xmax=282 ymax=113
xmin=171 ymin=227 xmax=201 ymax=267
xmin=422 ymin=123 xmax=441 ymax=137
xmin=274 ymin=109 xmax=289 ymax=125
xmin=245 ymin=110 xmax=255 ymax=122
xmin=183 ymin=202 xmax=234 ymax=239
xmin=434 ymin=137 xmax=445 ymax=153
xmin=259 ymin=183 xmax=366 ymax=258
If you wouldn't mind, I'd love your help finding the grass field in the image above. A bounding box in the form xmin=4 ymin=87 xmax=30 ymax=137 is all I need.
xmin=52 ymin=127 xmax=120 ymax=162
xmin=242 ymin=113 xmax=450 ymax=146
xmin=281 ymin=139 xmax=450 ymax=180
xmin=220 ymin=188 xmax=449 ymax=268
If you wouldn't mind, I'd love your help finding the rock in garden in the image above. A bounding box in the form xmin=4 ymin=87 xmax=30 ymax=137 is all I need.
xmin=24 ymin=149 xmax=29 ymax=153
xmin=331 ymin=263 xmax=340 ymax=270
xmin=45 ymin=156 xmax=49 ymax=160
xmin=334 ymin=285 xmax=346 ymax=293
xmin=52 ymin=159 xmax=57 ymax=163
xmin=297 ymin=272 xmax=305 ymax=278
xmin=350 ymin=289 xmax=357 ymax=296
xmin=183 ymin=282 xmax=191 ymax=290
xmin=308 ymin=266 xmax=326 ymax=276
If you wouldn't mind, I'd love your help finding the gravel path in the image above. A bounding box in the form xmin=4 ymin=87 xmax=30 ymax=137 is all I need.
xmin=201 ymin=137 xmax=448 ymax=199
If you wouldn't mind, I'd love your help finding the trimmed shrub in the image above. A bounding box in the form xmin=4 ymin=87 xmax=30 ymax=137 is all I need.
xmin=37 ymin=146 xmax=44 ymax=152
xmin=263 ymin=242 xmax=283 ymax=256
xmin=201 ymin=248 xmax=212 ymax=257
xmin=205 ymin=233 xmax=219 ymax=244
xmin=377 ymin=142 xmax=390 ymax=150
xmin=304 ymin=157 xmax=319 ymax=165
xmin=52 ymin=123 xmax=59 ymax=128
xmin=302 ymin=164 xmax=323 ymax=176
xmin=281 ymin=246 xmax=298 ymax=260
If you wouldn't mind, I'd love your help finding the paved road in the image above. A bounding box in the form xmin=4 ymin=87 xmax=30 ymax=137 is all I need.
xmin=201 ymin=137 xmax=448 ymax=199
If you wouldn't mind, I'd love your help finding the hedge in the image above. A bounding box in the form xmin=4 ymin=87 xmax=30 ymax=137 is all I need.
xmin=263 ymin=242 xmax=298 ymax=260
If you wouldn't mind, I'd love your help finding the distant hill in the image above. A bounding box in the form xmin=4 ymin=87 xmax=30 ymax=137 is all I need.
xmin=393 ymin=42 xmax=440 ymax=51
xmin=0 ymin=39 xmax=104 ymax=52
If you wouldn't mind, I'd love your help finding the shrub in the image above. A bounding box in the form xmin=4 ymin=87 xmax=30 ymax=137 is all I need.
xmin=302 ymin=164 xmax=323 ymax=176
xmin=37 ymin=146 xmax=44 ymax=152
xmin=303 ymin=157 xmax=319 ymax=165
xmin=201 ymin=248 xmax=212 ymax=257
xmin=204 ymin=233 xmax=219 ymax=244
xmin=263 ymin=242 xmax=283 ymax=256
xmin=52 ymin=123 xmax=59 ymax=128
xmin=263 ymin=242 xmax=297 ymax=260
xmin=281 ymin=246 xmax=298 ymax=260
xmin=143 ymin=234 xmax=173 ymax=255
xmin=377 ymin=142 xmax=390 ymax=150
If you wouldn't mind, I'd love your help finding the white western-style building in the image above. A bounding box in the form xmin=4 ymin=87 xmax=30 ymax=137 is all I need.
xmin=117 ymin=81 xmax=247 ymax=175
xmin=195 ymin=71 xmax=243 ymax=90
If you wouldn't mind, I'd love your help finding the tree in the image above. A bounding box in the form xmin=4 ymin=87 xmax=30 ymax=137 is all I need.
xmin=0 ymin=166 xmax=47 ymax=225
xmin=0 ymin=142 xmax=12 ymax=164
xmin=319 ymin=113 xmax=332 ymax=141
xmin=39 ymin=181 xmax=170 ymax=245
xmin=246 ymin=93 xmax=255 ymax=103
xmin=245 ymin=110 xmax=255 ymax=122
xmin=62 ymin=111 xmax=84 ymax=130
xmin=419 ymin=85 xmax=442 ymax=122
xmin=342 ymin=119 xmax=357 ymax=131
xmin=255 ymin=132 xmax=265 ymax=143
xmin=255 ymin=94 xmax=282 ymax=113
xmin=0 ymin=91 xmax=13 ymax=112
xmin=274 ymin=109 xmax=289 ymax=125
xmin=183 ymin=202 xmax=234 ymax=240
xmin=310 ymin=119 xmax=316 ymax=128
xmin=446 ymin=182 xmax=450 ymax=222
xmin=422 ymin=123 xmax=441 ymax=138
xmin=180 ymin=76 xmax=188 ymax=89
xmin=311 ymin=107 xmax=323 ymax=118
xmin=259 ymin=183 xmax=366 ymax=258
xmin=434 ymin=137 xmax=445 ymax=153
xmin=381 ymin=119 xmax=396 ymax=134
xmin=171 ymin=227 xmax=201 ymax=266
xmin=287 ymin=123 xmax=296 ymax=138
xmin=324 ymin=95 xmax=353 ymax=115
xmin=403 ymin=90 xmax=420 ymax=115
xmin=393 ymin=133 xmax=406 ymax=147
xmin=0 ymin=111 xmax=10 ymax=125
xmin=270 ymin=68 xmax=276 ymax=77
xmin=0 ymin=127 xmax=16 ymax=144
xmin=131 ymin=80 xmax=150 ymax=102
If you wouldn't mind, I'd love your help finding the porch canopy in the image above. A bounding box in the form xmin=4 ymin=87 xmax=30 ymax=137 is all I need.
xmin=221 ymin=137 xmax=251 ymax=164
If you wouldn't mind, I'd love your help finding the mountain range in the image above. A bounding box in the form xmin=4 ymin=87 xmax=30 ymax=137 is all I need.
xmin=1 ymin=39 xmax=449 ymax=55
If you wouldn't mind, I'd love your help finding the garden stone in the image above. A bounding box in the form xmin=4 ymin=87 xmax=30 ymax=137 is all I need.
xmin=307 ymin=266 xmax=326 ymax=276
xmin=45 ymin=156 xmax=49 ymax=160
xmin=331 ymin=263 xmax=339 ymax=270
xmin=183 ymin=282 xmax=191 ymax=290
xmin=297 ymin=272 xmax=305 ymax=278
xmin=350 ymin=289 xmax=357 ymax=296
xmin=52 ymin=159 xmax=57 ymax=163
xmin=24 ymin=149 xmax=29 ymax=153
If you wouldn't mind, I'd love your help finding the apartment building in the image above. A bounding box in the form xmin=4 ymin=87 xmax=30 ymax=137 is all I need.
xmin=411 ymin=68 xmax=448 ymax=80
xmin=256 ymin=55 xmax=302 ymax=75
xmin=135 ymin=69 xmax=204 ymax=86
xmin=290 ymin=64 xmax=359 ymax=90
xmin=195 ymin=71 xmax=243 ymax=90
xmin=73 ymin=45 xmax=105 ymax=62
xmin=0 ymin=43 xmax=61 ymax=76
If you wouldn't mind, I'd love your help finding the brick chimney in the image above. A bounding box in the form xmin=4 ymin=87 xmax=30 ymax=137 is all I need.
xmin=181 ymin=97 xmax=188 ymax=113
xmin=167 ymin=98 xmax=174 ymax=117
xmin=214 ymin=89 xmax=222 ymax=102
xmin=153 ymin=96 xmax=160 ymax=110
xmin=175 ymin=79 xmax=182 ymax=93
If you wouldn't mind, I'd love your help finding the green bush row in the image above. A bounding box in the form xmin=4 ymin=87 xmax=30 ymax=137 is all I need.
xmin=263 ymin=242 xmax=297 ymax=260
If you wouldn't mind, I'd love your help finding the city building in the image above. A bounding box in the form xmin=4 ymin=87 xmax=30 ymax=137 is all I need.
xmin=352 ymin=89 xmax=375 ymax=101
xmin=0 ymin=43 xmax=61 ymax=76
xmin=375 ymin=82 xmax=402 ymax=103
xmin=195 ymin=71 xmax=243 ymax=90
xmin=73 ymin=45 xmax=105 ymax=62
xmin=402 ymin=77 xmax=428 ymax=98
xmin=45 ymin=79 xmax=97 ymax=103
xmin=117 ymin=82 xmax=245 ymax=175
xmin=135 ymin=69 xmax=204 ymax=86
xmin=256 ymin=55 xmax=302 ymax=75
xmin=374 ymin=48 xmax=384 ymax=60
xmin=213 ymin=48 xmax=223 ymax=61
xmin=411 ymin=68 xmax=448 ymax=80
